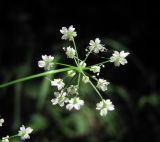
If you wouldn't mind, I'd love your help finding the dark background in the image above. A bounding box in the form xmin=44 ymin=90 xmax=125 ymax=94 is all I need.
xmin=0 ymin=1 xmax=160 ymax=142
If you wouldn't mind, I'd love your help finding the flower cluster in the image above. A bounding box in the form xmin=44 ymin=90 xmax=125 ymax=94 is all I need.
xmin=88 ymin=38 xmax=106 ymax=54
xmin=0 ymin=117 xmax=33 ymax=142
xmin=2 ymin=136 xmax=9 ymax=142
xmin=38 ymin=25 xmax=130 ymax=116
xmin=18 ymin=125 xmax=33 ymax=140
xmin=110 ymin=51 xmax=130 ymax=66
xmin=51 ymin=81 xmax=84 ymax=111
xmin=60 ymin=25 xmax=77 ymax=41
xmin=38 ymin=55 xmax=54 ymax=70
xmin=96 ymin=99 xmax=114 ymax=116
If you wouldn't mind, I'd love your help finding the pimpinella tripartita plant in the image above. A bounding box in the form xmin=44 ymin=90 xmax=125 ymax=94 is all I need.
xmin=0 ymin=25 xmax=129 ymax=140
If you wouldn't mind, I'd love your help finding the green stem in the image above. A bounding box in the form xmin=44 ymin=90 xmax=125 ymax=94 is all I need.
xmin=89 ymin=80 xmax=103 ymax=100
xmin=84 ymin=71 xmax=98 ymax=81
xmin=0 ymin=67 xmax=76 ymax=88
xmin=77 ymin=73 xmax=81 ymax=88
xmin=87 ymin=60 xmax=110 ymax=68
xmin=74 ymin=56 xmax=81 ymax=62
xmin=0 ymin=134 xmax=19 ymax=141
xmin=84 ymin=48 xmax=94 ymax=62
xmin=74 ymin=58 xmax=79 ymax=66
xmin=72 ymin=38 xmax=80 ymax=64
xmin=9 ymin=134 xmax=18 ymax=139
xmin=55 ymin=62 xmax=75 ymax=67
xmin=76 ymin=73 xmax=81 ymax=97
xmin=64 ymin=72 xmax=77 ymax=89
xmin=81 ymin=72 xmax=103 ymax=100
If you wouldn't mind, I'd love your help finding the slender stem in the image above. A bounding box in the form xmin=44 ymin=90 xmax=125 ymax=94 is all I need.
xmin=55 ymin=62 xmax=75 ymax=67
xmin=89 ymin=80 xmax=103 ymax=100
xmin=64 ymin=72 xmax=77 ymax=89
xmin=77 ymin=73 xmax=81 ymax=88
xmin=84 ymin=48 xmax=94 ymax=62
xmin=63 ymin=73 xmax=78 ymax=94
xmin=9 ymin=134 xmax=18 ymax=139
xmin=1 ymin=134 xmax=19 ymax=141
xmin=45 ymin=77 xmax=51 ymax=81
xmin=84 ymin=71 xmax=98 ymax=81
xmin=74 ymin=58 xmax=79 ymax=66
xmin=72 ymin=38 xmax=79 ymax=64
xmin=0 ymin=67 xmax=76 ymax=88
xmin=74 ymin=56 xmax=81 ymax=61
xmin=82 ymin=71 xmax=103 ymax=100
xmin=76 ymin=73 xmax=81 ymax=97
xmin=87 ymin=60 xmax=110 ymax=68
xmin=83 ymin=67 xmax=90 ymax=71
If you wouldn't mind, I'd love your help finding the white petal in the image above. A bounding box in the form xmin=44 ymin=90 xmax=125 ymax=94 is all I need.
xmin=96 ymin=102 xmax=103 ymax=110
xmin=42 ymin=55 xmax=48 ymax=60
xmin=108 ymin=105 xmax=115 ymax=111
xmin=114 ymin=61 xmax=120 ymax=67
xmin=65 ymin=98 xmax=69 ymax=103
xmin=51 ymin=99 xmax=58 ymax=105
xmin=100 ymin=109 xmax=107 ymax=116
xmin=120 ymin=59 xmax=127 ymax=65
xmin=51 ymin=81 xmax=57 ymax=86
xmin=38 ymin=61 xmax=45 ymax=68
xmin=60 ymin=27 xmax=67 ymax=34
xmin=79 ymin=100 xmax=84 ymax=105
xmin=66 ymin=104 xmax=73 ymax=111
xmin=48 ymin=56 xmax=54 ymax=61
xmin=95 ymin=38 xmax=100 ymax=43
xmin=73 ymin=32 xmax=77 ymax=37
xmin=20 ymin=125 xmax=25 ymax=131
xmin=120 ymin=51 xmax=130 ymax=57
xmin=62 ymin=35 xmax=67 ymax=40
xmin=113 ymin=51 xmax=120 ymax=56
xmin=26 ymin=127 xmax=33 ymax=134
xmin=59 ymin=102 xmax=65 ymax=107
xmin=74 ymin=104 xmax=80 ymax=110
xmin=69 ymin=25 xmax=75 ymax=32
xmin=89 ymin=40 xmax=94 ymax=45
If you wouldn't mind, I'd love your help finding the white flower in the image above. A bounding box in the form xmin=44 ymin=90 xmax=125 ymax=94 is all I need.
xmin=88 ymin=38 xmax=106 ymax=54
xmin=67 ymin=70 xmax=76 ymax=77
xmin=38 ymin=55 xmax=54 ymax=70
xmin=66 ymin=97 xmax=84 ymax=111
xmin=18 ymin=125 xmax=33 ymax=140
xmin=90 ymin=66 xmax=101 ymax=73
xmin=2 ymin=136 xmax=9 ymax=142
xmin=79 ymin=61 xmax=86 ymax=68
xmin=110 ymin=51 xmax=130 ymax=67
xmin=60 ymin=25 xmax=77 ymax=41
xmin=65 ymin=46 xmax=76 ymax=59
xmin=82 ymin=75 xmax=90 ymax=83
xmin=97 ymin=79 xmax=110 ymax=91
xmin=96 ymin=99 xmax=114 ymax=116
xmin=51 ymin=91 xmax=68 ymax=107
xmin=67 ymin=85 xmax=78 ymax=95
xmin=0 ymin=118 xmax=4 ymax=127
xmin=51 ymin=78 xmax=65 ymax=90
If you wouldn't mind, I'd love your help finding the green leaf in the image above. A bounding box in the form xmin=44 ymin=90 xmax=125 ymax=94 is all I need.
xmin=29 ymin=114 xmax=48 ymax=132
xmin=138 ymin=94 xmax=160 ymax=108
xmin=62 ymin=112 xmax=88 ymax=137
